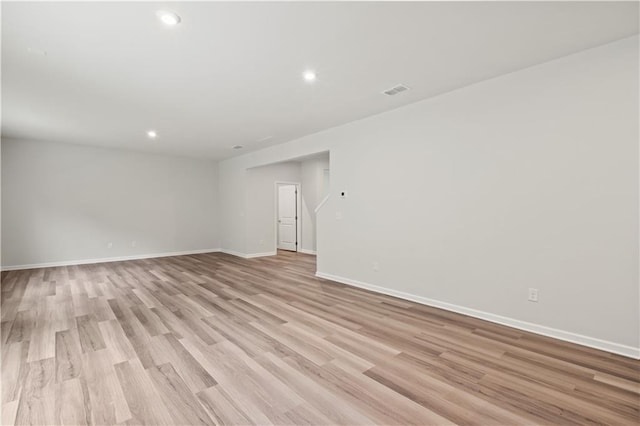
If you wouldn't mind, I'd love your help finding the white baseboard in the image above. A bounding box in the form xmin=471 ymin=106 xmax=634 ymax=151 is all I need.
xmin=219 ymin=249 xmax=277 ymax=259
xmin=299 ymin=249 xmax=317 ymax=255
xmin=246 ymin=251 xmax=277 ymax=258
xmin=219 ymin=249 xmax=248 ymax=258
xmin=1 ymin=248 xmax=221 ymax=271
xmin=315 ymin=271 xmax=640 ymax=360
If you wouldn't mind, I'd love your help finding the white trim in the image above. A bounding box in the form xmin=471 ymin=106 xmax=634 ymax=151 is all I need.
xmin=315 ymin=194 xmax=330 ymax=214
xmin=219 ymin=249 xmax=249 ymax=258
xmin=1 ymin=248 xmax=221 ymax=271
xmin=219 ymin=249 xmax=277 ymax=259
xmin=315 ymin=271 xmax=640 ymax=360
xmin=299 ymin=249 xmax=317 ymax=255
xmin=246 ymin=251 xmax=277 ymax=258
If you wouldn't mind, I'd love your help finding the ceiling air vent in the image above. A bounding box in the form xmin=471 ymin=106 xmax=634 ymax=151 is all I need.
xmin=382 ymin=84 xmax=410 ymax=96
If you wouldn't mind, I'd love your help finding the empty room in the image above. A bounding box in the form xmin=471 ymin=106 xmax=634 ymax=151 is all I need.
xmin=1 ymin=1 xmax=639 ymax=425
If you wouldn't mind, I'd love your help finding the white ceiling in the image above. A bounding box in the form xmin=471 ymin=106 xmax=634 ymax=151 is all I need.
xmin=2 ymin=1 xmax=638 ymax=160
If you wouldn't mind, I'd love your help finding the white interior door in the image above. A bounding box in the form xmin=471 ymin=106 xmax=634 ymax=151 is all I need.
xmin=278 ymin=185 xmax=297 ymax=251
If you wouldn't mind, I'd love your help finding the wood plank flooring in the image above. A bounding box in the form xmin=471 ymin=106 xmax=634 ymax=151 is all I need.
xmin=1 ymin=250 xmax=638 ymax=425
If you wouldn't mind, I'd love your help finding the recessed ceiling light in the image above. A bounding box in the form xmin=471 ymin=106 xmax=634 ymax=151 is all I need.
xmin=303 ymin=70 xmax=317 ymax=82
xmin=232 ymin=145 xmax=243 ymax=150
xmin=147 ymin=130 xmax=157 ymax=139
xmin=157 ymin=10 xmax=181 ymax=26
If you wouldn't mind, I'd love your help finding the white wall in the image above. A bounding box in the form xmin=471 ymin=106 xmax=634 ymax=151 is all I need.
xmin=300 ymin=155 xmax=330 ymax=253
xmin=218 ymin=36 xmax=640 ymax=356
xmin=1 ymin=138 xmax=219 ymax=268
xmin=245 ymin=161 xmax=301 ymax=255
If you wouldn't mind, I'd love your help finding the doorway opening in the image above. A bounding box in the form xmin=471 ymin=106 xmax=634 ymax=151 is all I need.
xmin=276 ymin=182 xmax=301 ymax=252
xmin=244 ymin=151 xmax=329 ymax=261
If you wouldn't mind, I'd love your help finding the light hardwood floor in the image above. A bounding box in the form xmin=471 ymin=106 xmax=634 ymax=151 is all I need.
xmin=1 ymin=251 xmax=639 ymax=425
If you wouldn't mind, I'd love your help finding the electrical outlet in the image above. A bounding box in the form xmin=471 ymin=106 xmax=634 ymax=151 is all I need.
xmin=335 ymin=211 xmax=343 ymax=220
xmin=131 ymin=240 xmax=136 ymax=248
xmin=107 ymin=242 xmax=113 ymax=249
xmin=372 ymin=262 xmax=380 ymax=272
xmin=259 ymin=239 xmax=265 ymax=246
xmin=528 ymin=288 xmax=539 ymax=302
